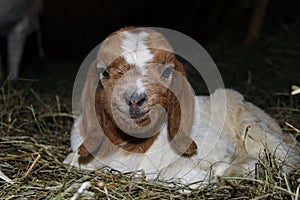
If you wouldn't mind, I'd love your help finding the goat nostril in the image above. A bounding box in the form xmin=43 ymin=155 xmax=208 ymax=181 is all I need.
xmin=136 ymin=96 xmax=146 ymax=107
xmin=127 ymin=92 xmax=147 ymax=107
xmin=129 ymin=97 xmax=146 ymax=107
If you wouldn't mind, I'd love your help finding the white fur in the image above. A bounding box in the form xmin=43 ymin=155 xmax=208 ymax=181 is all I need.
xmin=64 ymin=89 xmax=300 ymax=184
xmin=70 ymin=115 xmax=83 ymax=152
xmin=121 ymin=31 xmax=153 ymax=75
xmin=136 ymin=78 xmax=145 ymax=95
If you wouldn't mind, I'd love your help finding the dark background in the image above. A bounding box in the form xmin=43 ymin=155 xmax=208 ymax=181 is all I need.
xmin=39 ymin=0 xmax=300 ymax=56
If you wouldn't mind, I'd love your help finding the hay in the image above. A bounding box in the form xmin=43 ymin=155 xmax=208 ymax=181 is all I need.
xmin=0 ymin=77 xmax=299 ymax=199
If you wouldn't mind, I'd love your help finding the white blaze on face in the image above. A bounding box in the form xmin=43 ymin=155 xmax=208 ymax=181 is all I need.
xmin=136 ymin=78 xmax=145 ymax=95
xmin=121 ymin=31 xmax=153 ymax=76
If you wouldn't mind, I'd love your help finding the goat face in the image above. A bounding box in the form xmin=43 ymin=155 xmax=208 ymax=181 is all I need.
xmin=96 ymin=30 xmax=178 ymax=138
xmin=79 ymin=27 xmax=197 ymax=157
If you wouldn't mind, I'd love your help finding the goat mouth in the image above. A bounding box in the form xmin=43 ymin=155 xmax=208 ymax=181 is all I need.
xmin=115 ymin=105 xmax=150 ymax=120
xmin=133 ymin=114 xmax=151 ymax=127
xmin=129 ymin=110 xmax=149 ymax=119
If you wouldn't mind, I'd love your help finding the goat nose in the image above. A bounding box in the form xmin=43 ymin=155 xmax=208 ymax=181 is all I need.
xmin=124 ymin=91 xmax=147 ymax=107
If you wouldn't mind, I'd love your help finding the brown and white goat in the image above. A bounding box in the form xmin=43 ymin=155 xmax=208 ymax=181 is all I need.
xmin=64 ymin=27 xmax=300 ymax=184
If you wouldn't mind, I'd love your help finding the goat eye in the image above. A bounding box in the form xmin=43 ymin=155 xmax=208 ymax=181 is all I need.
xmin=102 ymin=70 xmax=110 ymax=78
xmin=97 ymin=67 xmax=110 ymax=79
xmin=162 ymin=67 xmax=173 ymax=78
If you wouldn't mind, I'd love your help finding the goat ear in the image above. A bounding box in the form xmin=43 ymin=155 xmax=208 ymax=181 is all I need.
xmin=77 ymin=61 xmax=105 ymax=157
xmin=167 ymin=59 xmax=197 ymax=155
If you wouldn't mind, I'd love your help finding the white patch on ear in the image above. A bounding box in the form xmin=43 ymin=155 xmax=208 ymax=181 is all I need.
xmin=121 ymin=31 xmax=153 ymax=75
xmin=136 ymin=78 xmax=145 ymax=95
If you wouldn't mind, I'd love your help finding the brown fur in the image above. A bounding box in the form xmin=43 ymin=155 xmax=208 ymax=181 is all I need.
xmin=167 ymin=60 xmax=197 ymax=155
